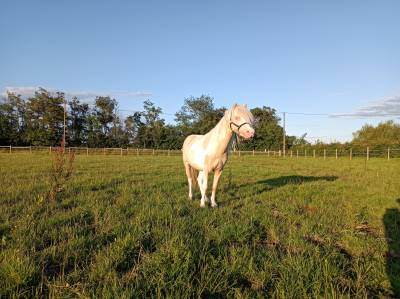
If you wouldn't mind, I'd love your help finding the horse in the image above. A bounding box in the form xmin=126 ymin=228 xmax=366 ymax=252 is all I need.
xmin=182 ymin=104 xmax=255 ymax=207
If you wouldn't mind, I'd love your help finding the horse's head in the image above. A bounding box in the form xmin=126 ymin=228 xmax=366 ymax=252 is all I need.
xmin=226 ymin=104 xmax=255 ymax=139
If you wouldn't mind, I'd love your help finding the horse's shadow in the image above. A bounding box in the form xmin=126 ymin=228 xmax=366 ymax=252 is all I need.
xmin=383 ymin=198 xmax=400 ymax=297
xmin=221 ymin=174 xmax=338 ymax=205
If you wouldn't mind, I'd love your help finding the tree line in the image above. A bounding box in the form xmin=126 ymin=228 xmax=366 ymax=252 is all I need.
xmin=0 ymin=88 xmax=398 ymax=150
xmin=0 ymin=89 xmax=294 ymax=149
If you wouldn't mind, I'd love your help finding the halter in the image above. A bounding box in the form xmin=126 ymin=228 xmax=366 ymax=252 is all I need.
xmin=229 ymin=121 xmax=252 ymax=133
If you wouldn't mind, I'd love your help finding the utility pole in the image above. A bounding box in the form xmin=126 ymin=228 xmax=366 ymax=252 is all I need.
xmin=283 ymin=112 xmax=286 ymax=157
xmin=63 ymin=98 xmax=66 ymax=149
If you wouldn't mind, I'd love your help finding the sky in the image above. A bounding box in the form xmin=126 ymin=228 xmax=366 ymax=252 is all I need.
xmin=1 ymin=0 xmax=399 ymax=142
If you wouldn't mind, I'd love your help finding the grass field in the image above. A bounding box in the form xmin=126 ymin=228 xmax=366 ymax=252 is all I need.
xmin=1 ymin=153 xmax=399 ymax=298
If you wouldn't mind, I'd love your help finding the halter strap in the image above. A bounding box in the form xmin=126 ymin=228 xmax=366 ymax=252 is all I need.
xmin=229 ymin=121 xmax=251 ymax=132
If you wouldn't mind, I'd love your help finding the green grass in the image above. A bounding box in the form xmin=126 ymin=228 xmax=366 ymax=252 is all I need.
xmin=1 ymin=153 xmax=399 ymax=298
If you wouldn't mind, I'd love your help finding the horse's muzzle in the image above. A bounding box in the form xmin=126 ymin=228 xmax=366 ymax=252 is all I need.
xmin=242 ymin=127 xmax=255 ymax=139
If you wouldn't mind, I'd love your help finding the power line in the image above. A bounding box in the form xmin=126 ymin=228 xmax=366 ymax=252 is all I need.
xmin=279 ymin=110 xmax=400 ymax=118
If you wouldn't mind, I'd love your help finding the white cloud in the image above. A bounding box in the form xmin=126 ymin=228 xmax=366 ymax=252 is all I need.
xmin=1 ymin=86 xmax=151 ymax=101
xmin=331 ymin=95 xmax=400 ymax=118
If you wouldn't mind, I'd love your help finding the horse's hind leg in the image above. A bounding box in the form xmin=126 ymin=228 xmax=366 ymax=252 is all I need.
xmin=184 ymin=163 xmax=193 ymax=200
xmin=198 ymin=170 xmax=209 ymax=207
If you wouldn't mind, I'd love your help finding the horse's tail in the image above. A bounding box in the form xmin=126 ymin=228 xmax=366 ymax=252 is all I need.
xmin=189 ymin=166 xmax=199 ymax=188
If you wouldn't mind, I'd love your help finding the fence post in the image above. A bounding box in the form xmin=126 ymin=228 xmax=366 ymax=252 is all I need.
xmin=387 ymin=148 xmax=390 ymax=160
xmin=366 ymin=147 xmax=369 ymax=161
xmin=324 ymin=149 xmax=326 ymax=160
xmin=252 ymin=149 xmax=255 ymax=156
xmin=9 ymin=145 xmax=11 ymax=154
xmin=350 ymin=148 xmax=352 ymax=160
xmin=50 ymin=146 xmax=52 ymax=154
xmin=335 ymin=148 xmax=338 ymax=160
xmin=29 ymin=146 xmax=32 ymax=154
xmin=68 ymin=147 xmax=71 ymax=155
xmin=137 ymin=148 xmax=139 ymax=156
xmin=291 ymin=150 xmax=293 ymax=158
xmin=313 ymin=149 xmax=316 ymax=158
xmin=297 ymin=150 xmax=299 ymax=158
xmin=126 ymin=148 xmax=129 ymax=155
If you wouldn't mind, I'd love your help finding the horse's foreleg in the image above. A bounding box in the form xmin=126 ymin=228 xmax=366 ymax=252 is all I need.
xmin=184 ymin=163 xmax=193 ymax=200
xmin=211 ymin=169 xmax=222 ymax=208
xmin=199 ymin=171 xmax=209 ymax=208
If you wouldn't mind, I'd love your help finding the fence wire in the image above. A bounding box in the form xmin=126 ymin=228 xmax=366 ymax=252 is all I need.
xmin=0 ymin=146 xmax=399 ymax=160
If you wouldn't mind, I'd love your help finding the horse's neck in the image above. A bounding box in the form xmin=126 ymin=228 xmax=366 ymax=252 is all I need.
xmin=206 ymin=116 xmax=234 ymax=156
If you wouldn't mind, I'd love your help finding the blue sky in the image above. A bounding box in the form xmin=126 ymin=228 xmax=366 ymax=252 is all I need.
xmin=1 ymin=0 xmax=399 ymax=142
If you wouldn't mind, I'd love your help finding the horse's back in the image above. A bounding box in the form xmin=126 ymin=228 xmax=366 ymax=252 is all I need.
xmin=182 ymin=134 xmax=203 ymax=150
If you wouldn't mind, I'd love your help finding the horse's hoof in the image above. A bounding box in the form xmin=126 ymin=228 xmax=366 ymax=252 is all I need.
xmin=200 ymin=203 xmax=206 ymax=208
xmin=211 ymin=203 xmax=218 ymax=208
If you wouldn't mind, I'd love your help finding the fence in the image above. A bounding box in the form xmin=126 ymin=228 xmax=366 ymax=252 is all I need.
xmin=0 ymin=145 xmax=399 ymax=160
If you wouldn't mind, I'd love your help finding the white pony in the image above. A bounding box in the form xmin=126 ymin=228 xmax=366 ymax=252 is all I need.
xmin=182 ymin=104 xmax=255 ymax=207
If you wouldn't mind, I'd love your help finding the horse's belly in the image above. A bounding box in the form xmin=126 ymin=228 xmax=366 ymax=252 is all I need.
xmin=186 ymin=143 xmax=206 ymax=170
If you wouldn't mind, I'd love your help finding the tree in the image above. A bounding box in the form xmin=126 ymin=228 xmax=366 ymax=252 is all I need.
xmin=124 ymin=112 xmax=143 ymax=146
xmin=175 ymin=95 xmax=225 ymax=141
xmin=24 ymin=88 xmax=64 ymax=146
xmin=0 ymin=92 xmax=25 ymax=145
xmin=140 ymin=100 xmax=166 ymax=148
xmin=352 ymin=120 xmax=400 ymax=145
xmin=68 ymin=97 xmax=89 ymax=146
xmin=91 ymin=96 xmax=123 ymax=147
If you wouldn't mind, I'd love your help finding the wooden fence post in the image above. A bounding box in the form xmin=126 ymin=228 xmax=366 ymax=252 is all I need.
xmin=252 ymin=149 xmax=255 ymax=156
xmin=9 ymin=145 xmax=11 ymax=154
xmin=120 ymin=148 xmax=123 ymax=156
xmin=50 ymin=146 xmax=52 ymax=154
xmin=323 ymin=149 xmax=326 ymax=160
xmin=68 ymin=147 xmax=71 ymax=154
xmin=366 ymin=147 xmax=369 ymax=161
xmin=137 ymin=148 xmax=139 ymax=156
xmin=335 ymin=148 xmax=338 ymax=160
xmin=126 ymin=148 xmax=129 ymax=155
xmin=350 ymin=148 xmax=352 ymax=160
xmin=291 ymin=150 xmax=293 ymax=158
xmin=296 ymin=150 xmax=299 ymax=158
xmin=313 ymin=149 xmax=316 ymax=158
xmin=387 ymin=148 xmax=390 ymax=160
